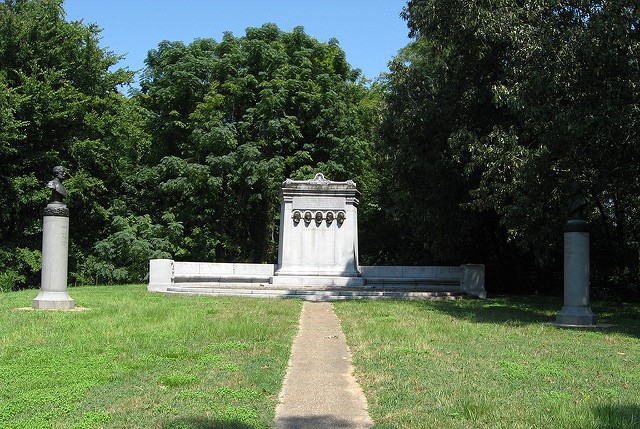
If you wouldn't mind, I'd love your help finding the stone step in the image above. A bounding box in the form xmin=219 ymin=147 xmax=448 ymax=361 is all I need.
xmin=165 ymin=286 xmax=469 ymax=301
xmin=170 ymin=282 xmax=460 ymax=291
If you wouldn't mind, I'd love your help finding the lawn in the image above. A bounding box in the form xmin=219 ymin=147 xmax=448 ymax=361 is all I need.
xmin=335 ymin=296 xmax=640 ymax=429
xmin=3 ymin=287 xmax=639 ymax=429
xmin=0 ymin=285 xmax=302 ymax=429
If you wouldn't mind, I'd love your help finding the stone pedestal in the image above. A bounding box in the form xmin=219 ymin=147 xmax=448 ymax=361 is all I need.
xmin=274 ymin=173 xmax=360 ymax=280
xmin=33 ymin=203 xmax=74 ymax=310
xmin=555 ymin=220 xmax=596 ymax=326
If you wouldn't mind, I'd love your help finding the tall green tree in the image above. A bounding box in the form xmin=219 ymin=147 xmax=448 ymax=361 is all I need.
xmin=0 ymin=0 xmax=148 ymax=290
xmin=382 ymin=0 xmax=640 ymax=295
xmin=135 ymin=24 xmax=377 ymax=263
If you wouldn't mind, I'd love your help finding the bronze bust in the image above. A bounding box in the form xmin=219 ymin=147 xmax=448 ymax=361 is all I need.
xmin=47 ymin=166 xmax=67 ymax=204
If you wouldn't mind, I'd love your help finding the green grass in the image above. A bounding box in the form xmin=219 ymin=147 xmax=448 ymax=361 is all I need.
xmin=0 ymin=285 xmax=302 ymax=429
xmin=4 ymin=288 xmax=639 ymax=429
xmin=335 ymin=296 xmax=640 ymax=429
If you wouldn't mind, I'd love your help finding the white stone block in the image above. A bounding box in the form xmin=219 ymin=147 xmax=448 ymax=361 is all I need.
xmin=148 ymin=259 xmax=174 ymax=292
xmin=199 ymin=263 xmax=234 ymax=275
xmin=359 ymin=266 xmax=403 ymax=278
xmin=403 ymin=266 xmax=439 ymax=278
xmin=233 ymin=263 xmax=276 ymax=276
xmin=171 ymin=261 xmax=199 ymax=275
xmin=276 ymin=173 xmax=360 ymax=278
xmin=437 ymin=266 xmax=463 ymax=280
xmin=270 ymin=275 xmax=365 ymax=287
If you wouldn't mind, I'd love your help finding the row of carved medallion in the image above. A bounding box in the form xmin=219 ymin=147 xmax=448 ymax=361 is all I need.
xmin=292 ymin=210 xmax=346 ymax=226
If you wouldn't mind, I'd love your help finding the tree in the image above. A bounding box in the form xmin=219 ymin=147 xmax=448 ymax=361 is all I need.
xmin=0 ymin=0 xmax=147 ymax=290
xmin=382 ymin=0 xmax=640 ymax=295
xmin=135 ymin=24 xmax=377 ymax=263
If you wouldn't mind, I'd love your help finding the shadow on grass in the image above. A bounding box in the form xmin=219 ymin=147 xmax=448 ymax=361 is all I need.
xmin=275 ymin=415 xmax=365 ymax=428
xmin=592 ymin=300 xmax=640 ymax=338
xmin=162 ymin=417 xmax=255 ymax=429
xmin=405 ymin=295 xmax=640 ymax=337
xmin=162 ymin=415 xmax=362 ymax=429
xmin=592 ymin=403 xmax=640 ymax=429
xmin=410 ymin=295 xmax=559 ymax=326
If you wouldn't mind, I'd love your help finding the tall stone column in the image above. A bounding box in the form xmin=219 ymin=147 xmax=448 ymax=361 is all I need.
xmin=555 ymin=182 xmax=596 ymax=326
xmin=555 ymin=220 xmax=596 ymax=326
xmin=33 ymin=166 xmax=74 ymax=310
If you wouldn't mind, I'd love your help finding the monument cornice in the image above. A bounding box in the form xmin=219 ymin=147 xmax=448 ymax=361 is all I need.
xmin=43 ymin=204 xmax=69 ymax=217
xmin=282 ymin=173 xmax=358 ymax=190
xmin=280 ymin=174 xmax=360 ymax=207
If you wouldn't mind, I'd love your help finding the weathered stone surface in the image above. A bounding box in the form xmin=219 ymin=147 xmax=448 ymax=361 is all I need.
xmin=149 ymin=260 xmax=486 ymax=297
xmin=148 ymin=259 xmax=174 ymax=292
xmin=358 ymin=266 xmax=403 ymax=278
xmin=33 ymin=211 xmax=74 ymax=309
xmin=556 ymin=221 xmax=597 ymax=326
xmin=275 ymin=173 xmax=360 ymax=278
xmin=270 ymin=275 xmax=365 ymax=287
xmin=32 ymin=291 xmax=74 ymax=309
xmin=461 ymin=264 xmax=486 ymax=299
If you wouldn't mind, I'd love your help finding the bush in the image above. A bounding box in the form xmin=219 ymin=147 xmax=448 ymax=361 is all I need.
xmin=0 ymin=247 xmax=41 ymax=292
xmin=77 ymin=213 xmax=184 ymax=284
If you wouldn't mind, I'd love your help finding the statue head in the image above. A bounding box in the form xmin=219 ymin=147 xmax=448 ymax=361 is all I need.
xmin=567 ymin=181 xmax=587 ymax=221
xmin=52 ymin=166 xmax=65 ymax=180
xmin=47 ymin=166 xmax=68 ymax=203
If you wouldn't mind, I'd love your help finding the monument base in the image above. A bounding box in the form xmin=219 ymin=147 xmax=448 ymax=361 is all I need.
xmin=32 ymin=291 xmax=75 ymax=310
xmin=555 ymin=305 xmax=597 ymax=326
xmin=270 ymin=275 xmax=365 ymax=287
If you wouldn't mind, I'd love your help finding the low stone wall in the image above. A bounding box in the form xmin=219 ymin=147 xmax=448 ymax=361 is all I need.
xmin=148 ymin=260 xmax=276 ymax=291
xmin=359 ymin=264 xmax=485 ymax=298
xmin=174 ymin=261 xmax=276 ymax=283
xmin=359 ymin=266 xmax=462 ymax=282
xmin=149 ymin=260 xmax=486 ymax=298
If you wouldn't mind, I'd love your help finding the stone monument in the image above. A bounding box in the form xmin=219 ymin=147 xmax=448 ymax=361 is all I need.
xmin=33 ymin=166 xmax=75 ymax=309
xmin=555 ymin=182 xmax=596 ymax=326
xmin=272 ymin=173 xmax=364 ymax=286
xmin=147 ymin=173 xmax=486 ymax=298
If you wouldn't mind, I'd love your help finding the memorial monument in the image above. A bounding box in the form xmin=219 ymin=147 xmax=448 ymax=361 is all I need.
xmin=148 ymin=173 xmax=486 ymax=299
xmin=32 ymin=166 xmax=75 ymax=309
xmin=555 ymin=182 xmax=596 ymax=326
xmin=271 ymin=173 xmax=363 ymax=286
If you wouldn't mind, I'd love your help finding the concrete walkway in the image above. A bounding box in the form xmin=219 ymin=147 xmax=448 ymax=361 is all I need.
xmin=274 ymin=302 xmax=374 ymax=429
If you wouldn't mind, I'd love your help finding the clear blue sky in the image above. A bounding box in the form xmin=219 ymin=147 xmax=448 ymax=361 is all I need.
xmin=63 ymin=0 xmax=412 ymax=83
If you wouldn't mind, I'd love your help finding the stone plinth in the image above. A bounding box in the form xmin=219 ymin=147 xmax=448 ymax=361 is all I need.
xmin=556 ymin=220 xmax=596 ymax=326
xmin=274 ymin=173 xmax=360 ymax=278
xmin=33 ymin=204 xmax=74 ymax=310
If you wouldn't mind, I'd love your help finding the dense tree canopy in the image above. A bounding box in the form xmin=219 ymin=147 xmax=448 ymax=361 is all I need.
xmin=0 ymin=1 xmax=377 ymax=288
xmin=132 ymin=24 xmax=377 ymax=264
xmin=0 ymin=0 xmax=148 ymax=290
xmin=380 ymin=0 xmax=640 ymax=294
xmin=2 ymin=0 xmax=639 ymax=298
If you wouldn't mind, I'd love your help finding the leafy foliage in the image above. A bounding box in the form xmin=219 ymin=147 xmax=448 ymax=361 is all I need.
xmin=77 ymin=214 xmax=184 ymax=284
xmin=0 ymin=0 xmax=148 ymax=288
xmin=135 ymin=24 xmax=376 ymax=263
xmin=380 ymin=0 xmax=640 ymax=295
xmin=4 ymin=0 xmax=639 ymax=298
